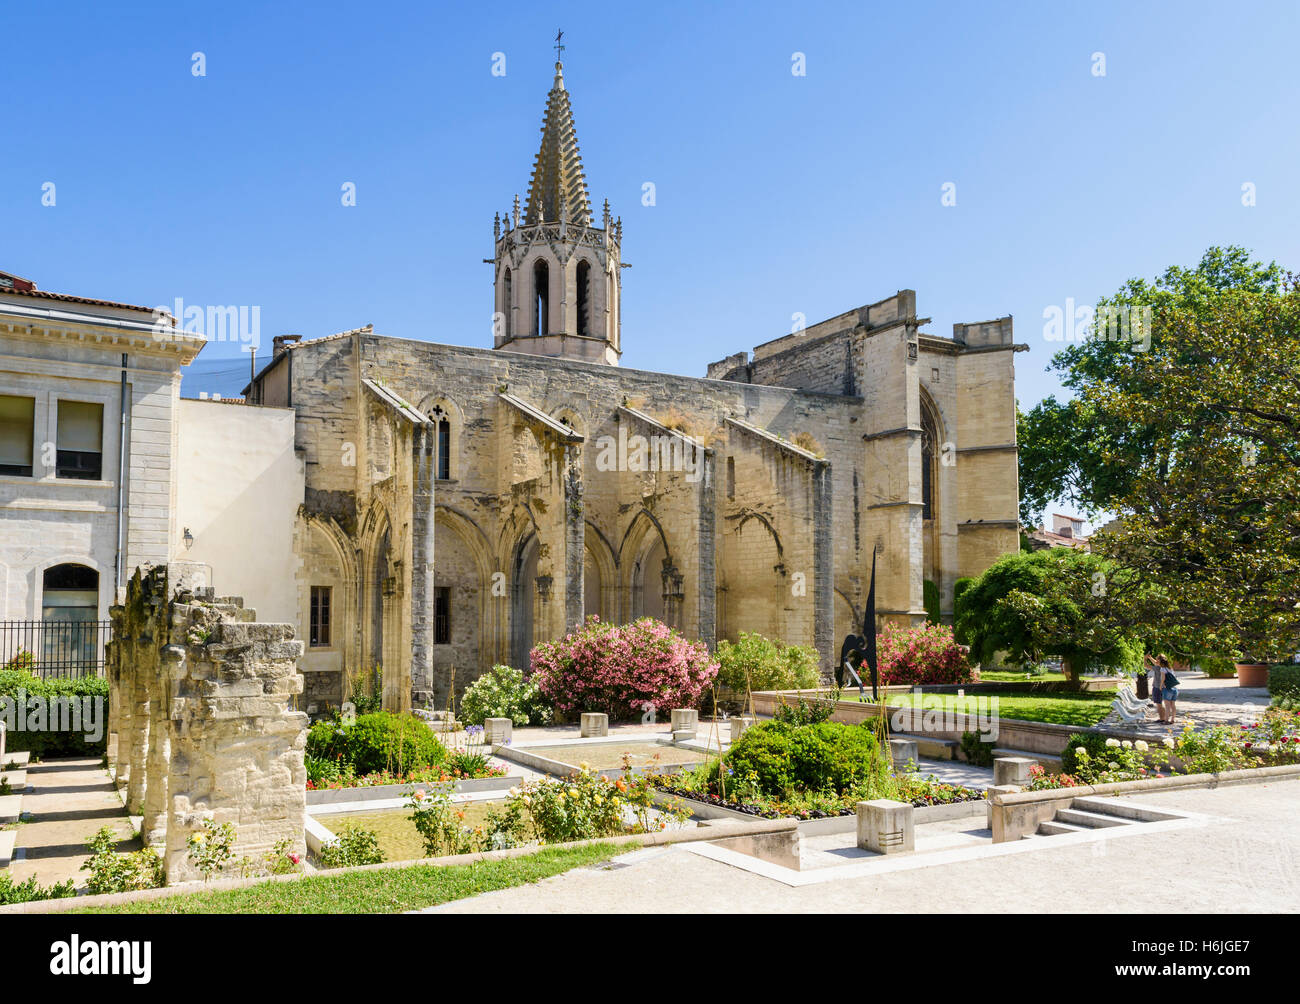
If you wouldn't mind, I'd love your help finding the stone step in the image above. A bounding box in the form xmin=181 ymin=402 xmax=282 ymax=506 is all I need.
xmin=1037 ymin=818 xmax=1090 ymax=836
xmin=1 ymin=752 xmax=30 ymax=769
xmin=892 ymin=733 xmax=960 ymax=760
xmin=0 ymin=770 xmax=27 ymax=792
xmin=1070 ymin=796 xmax=1184 ymax=824
xmin=0 ymin=829 xmax=14 ymax=868
xmin=1056 ymin=807 xmax=1132 ymax=829
xmin=0 ymin=794 xmax=22 ymax=825
xmin=993 ymin=747 xmax=1062 ymax=771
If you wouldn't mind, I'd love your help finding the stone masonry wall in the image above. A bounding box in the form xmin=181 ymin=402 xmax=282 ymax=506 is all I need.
xmin=108 ymin=564 xmax=308 ymax=885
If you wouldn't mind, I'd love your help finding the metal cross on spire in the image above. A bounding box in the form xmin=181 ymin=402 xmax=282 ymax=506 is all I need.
xmin=554 ymin=29 xmax=565 ymax=61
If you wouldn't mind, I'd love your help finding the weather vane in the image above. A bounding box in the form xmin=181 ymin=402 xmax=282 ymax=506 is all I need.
xmin=554 ymin=29 xmax=565 ymax=61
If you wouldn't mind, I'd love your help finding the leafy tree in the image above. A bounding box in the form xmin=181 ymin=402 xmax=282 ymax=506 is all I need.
xmin=1087 ymin=270 xmax=1300 ymax=662
xmin=1018 ymin=246 xmax=1286 ymax=523
xmin=954 ymin=549 xmax=1146 ymax=680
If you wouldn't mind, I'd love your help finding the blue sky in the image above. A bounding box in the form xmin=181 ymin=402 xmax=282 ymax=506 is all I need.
xmin=4 ymin=0 xmax=1297 ymax=529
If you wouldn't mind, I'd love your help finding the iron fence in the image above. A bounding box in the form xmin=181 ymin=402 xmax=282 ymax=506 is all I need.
xmin=0 ymin=620 xmax=110 ymax=679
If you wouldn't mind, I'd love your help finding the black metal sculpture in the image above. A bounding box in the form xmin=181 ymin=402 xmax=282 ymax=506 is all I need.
xmin=837 ymin=547 xmax=879 ymax=701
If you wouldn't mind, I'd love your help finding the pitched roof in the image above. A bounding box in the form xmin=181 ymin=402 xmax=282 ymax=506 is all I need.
xmin=524 ymin=61 xmax=592 ymax=227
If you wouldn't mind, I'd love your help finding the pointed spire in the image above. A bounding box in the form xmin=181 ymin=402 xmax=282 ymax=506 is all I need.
xmin=525 ymin=58 xmax=592 ymax=227
xmin=494 ymin=212 xmax=501 ymax=241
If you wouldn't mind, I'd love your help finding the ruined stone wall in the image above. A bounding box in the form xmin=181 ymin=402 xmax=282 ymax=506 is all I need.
xmin=107 ymin=565 xmax=307 ymax=885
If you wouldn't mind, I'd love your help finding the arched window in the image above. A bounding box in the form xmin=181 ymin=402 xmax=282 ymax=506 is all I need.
xmin=533 ymin=259 xmax=549 ymax=336
xmin=429 ymin=405 xmax=451 ymax=481
xmin=921 ymin=406 xmax=937 ymax=520
xmin=41 ymin=563 xmax=100 ymax=675
xmin=576 ymin=260 xmax=591 ymax=337
xmin=502 ymin=268 xmax=513 ymax=338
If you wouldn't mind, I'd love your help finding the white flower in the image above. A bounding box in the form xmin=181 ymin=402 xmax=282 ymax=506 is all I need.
xmin=508 ymin=787 xmax=519 ymax=797
xmin=1135 ymin=740 xmax=1148 ymax=751
xmin=1163 ymin=737 xmax=1175 ymax=749
xmin=1122 ymin=740 xmax=1133 ymax=749
xmin=1075 ymin=746 xmax=1087 ymax=755
xmin=1108 ymin=762 xmax=1119 ymax=769
xmin=1105 ymin=738 xmax=1120 ymax=748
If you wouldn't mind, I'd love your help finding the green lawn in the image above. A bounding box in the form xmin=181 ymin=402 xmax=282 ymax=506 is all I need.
xmin=975 ymin=670 xmax=1069 ymax=683
xmin=72 ymin=842 xmax=628 ymax=914
xmin=871 ymin=691 xmax=1116 ymax=727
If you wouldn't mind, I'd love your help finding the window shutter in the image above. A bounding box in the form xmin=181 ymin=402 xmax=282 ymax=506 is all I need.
xmin=0 ymin=395 xmax=34 ymax=467
xmin=57 ymin=400 xmax=103 ymax=452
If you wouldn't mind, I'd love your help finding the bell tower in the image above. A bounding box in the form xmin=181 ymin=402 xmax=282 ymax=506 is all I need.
xmin=492 ymin=48 xmax=623 ymax=365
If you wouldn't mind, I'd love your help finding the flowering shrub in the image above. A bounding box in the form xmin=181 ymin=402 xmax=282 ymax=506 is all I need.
xmin=187 ymin=818 xmax=237 ymax=882
xmin=82 ymin=826 xmax=165 ymax=894
xmin=1070 ymin=737 xmax=1168 ymax=784
xmin=877 ymin=622 xmax=973 ymax=687
xmin=530 ymin=616 xmax=718 ymax=719
xmin=1027 ymin=763 xmax=1082 ymax=790
xmin=406 ymin=760 xmax=686 ymax=854
xmin=459 ymin=664 xmax=551 ymax=727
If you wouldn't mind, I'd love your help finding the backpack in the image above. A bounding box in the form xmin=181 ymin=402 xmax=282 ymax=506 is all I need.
xmin=1162 ymin=669 xmax=1180 ymax=689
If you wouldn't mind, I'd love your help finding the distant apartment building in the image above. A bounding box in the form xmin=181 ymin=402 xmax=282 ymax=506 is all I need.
xmin=1027 ymin=513 xmax=1092 ymax=551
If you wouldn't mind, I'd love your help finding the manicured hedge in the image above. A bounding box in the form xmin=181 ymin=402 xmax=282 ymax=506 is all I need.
xmin=721 ymin=721 xmax=885 ymax=796
xmin=306 ymin=712 xmax=444 ymax=775
xmin=0 ymin=669 xmax=109 ymax=758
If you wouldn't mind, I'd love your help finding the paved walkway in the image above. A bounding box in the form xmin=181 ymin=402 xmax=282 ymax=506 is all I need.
xmin=5 ymin=757 xmax=135 ymax=887
xmin=424 ymin=777 xmax=1300 ymax=913
xmin=1098 ymin=672 xmax=1271 ymax=735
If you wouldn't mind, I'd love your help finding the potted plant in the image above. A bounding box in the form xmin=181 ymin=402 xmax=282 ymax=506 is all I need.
xmin=1234 ymin=661 xmax=1269 ymax=688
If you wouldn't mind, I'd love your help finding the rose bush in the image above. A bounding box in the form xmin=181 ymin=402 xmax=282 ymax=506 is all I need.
xmin=530 ymin=616 xmax=718 ymax=719
xmin=877 ymin=622 xmax=973 ymax=687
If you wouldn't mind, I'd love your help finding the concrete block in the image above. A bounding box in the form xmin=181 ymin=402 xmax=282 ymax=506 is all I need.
xmin=484 ymin=717 xmax=513 ymax=745
xmin=730 ymin=716 xmax=755 ymax=743
xmin=670 ymin=709 xmax=698 ymax=736
xmin=580 ymin=712 xmax=608 ymax=738
xmin=856 ymin=798 xmax=914 ymax=854
xmin=888 ymin=738 xmax=918 ymax=770
xmin=993 ymin=756 xmax=1036 ymax=788
xmin=985 ymin=783 xmax=1021 ymax=828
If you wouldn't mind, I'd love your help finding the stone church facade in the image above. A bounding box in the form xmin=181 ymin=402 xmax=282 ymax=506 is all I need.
xmin=245 ymin=59 xmax=1025 ymax=712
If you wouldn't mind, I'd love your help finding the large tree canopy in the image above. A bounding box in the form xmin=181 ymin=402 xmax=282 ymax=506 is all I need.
xmin=954 ymin=549 xmax=1146 ymax=679
xmin=1019 ymin=247 xmax=1300 ymax=662
xmin=1019 ymin=247 xmax=1287 ymax=524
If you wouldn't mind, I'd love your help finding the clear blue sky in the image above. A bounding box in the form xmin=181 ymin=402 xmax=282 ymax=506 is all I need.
xmin=4 ymin=0 xmax=1297 ymax=522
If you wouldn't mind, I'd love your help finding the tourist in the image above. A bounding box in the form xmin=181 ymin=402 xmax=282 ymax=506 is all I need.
xmin=1157 ymin=655 xmax=1180 ymax=727
xmin=1145 ymin=654 xmax=1166 ymax=722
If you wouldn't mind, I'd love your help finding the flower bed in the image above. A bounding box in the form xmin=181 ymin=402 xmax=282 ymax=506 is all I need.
xmin=305 ymin=762 xmax=507 ymax=792
xmin=1028 ymin=710 xmax=1300 ymax=789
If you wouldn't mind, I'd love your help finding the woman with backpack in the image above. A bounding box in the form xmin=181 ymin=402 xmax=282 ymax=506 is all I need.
xmin=1156 ymin=655 xmax=1180 ymax=727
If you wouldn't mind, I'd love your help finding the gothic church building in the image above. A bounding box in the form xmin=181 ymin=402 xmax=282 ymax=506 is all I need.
xmin=245 ymin=58 xmax=1024 ymax=711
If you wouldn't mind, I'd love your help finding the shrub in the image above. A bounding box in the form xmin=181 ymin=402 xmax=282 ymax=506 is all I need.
xmin=878 ymin=622 xmax=973 ymax=687
xmin=0 ymin=669 xmax=109 ymax=757
xmin=306 ymin=712 xmax=444 ymax=775
xmin=722 ymin=721 xmax=887 ymax=797
xmin=530 ymin=617 xmax=718 ymax=720
xmin=0 ymin=873 xmax=76 ymax=905
xmin=317 ymin=825 xmax=386 ymax=869
xmin=82 ymin=826 xmax=165 ymax=894
xmin=714 ymin=632 xmax=820 ymax=696
xmin=772 ymin=689 xmax=839 ymax=725
xmin=959 ymin=731 xmax=996 ymax=767
xmin=1268 ymin=664 xmax=1300 ymax=701
xmin=1059 ymin=732 xmax=1110 ymax=774
xmin=459 ymin=664 xmax=552 ymax=727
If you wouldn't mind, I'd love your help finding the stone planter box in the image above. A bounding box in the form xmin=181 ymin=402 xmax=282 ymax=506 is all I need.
xmin=653 ymin=789 xmax=984 ymax=834
xmin=305 ymin=773 xmax=518 ymax=806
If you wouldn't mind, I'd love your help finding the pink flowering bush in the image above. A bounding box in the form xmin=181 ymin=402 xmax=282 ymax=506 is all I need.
xmin=877 ymin=622 xmax=973 ymax=687
xmin=530 ymin=617 xmax=719 ymax=719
